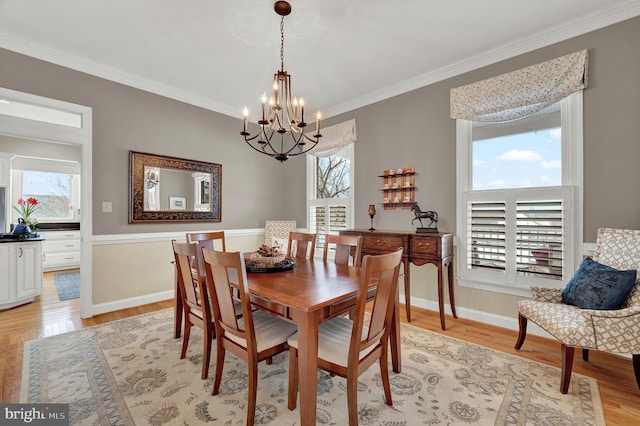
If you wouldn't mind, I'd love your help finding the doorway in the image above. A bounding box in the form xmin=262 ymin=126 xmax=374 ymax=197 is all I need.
xmin=0 ymin=87 xmax=93 ymax=318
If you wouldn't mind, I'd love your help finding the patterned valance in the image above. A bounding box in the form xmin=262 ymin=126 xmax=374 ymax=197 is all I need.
xmin=450 ymin=49 xmax=588 ymax=122
xmin=309 ymin=119 xmax=357 ymax=157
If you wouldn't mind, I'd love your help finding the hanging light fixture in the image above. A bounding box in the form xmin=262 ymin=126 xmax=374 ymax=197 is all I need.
xmin=241 ymin=1 xmax=322 ymax=162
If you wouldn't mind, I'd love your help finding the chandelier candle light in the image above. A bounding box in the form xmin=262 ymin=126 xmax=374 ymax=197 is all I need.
xmin=241 ymin=1 xmax=322 ymax=162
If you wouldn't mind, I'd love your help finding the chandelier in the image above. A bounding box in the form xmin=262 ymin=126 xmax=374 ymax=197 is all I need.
xmin=241 ymin=1 xmax=322 ymax=162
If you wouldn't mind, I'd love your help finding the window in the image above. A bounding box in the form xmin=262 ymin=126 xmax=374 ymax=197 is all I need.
xmin=307 ymin=144 xmax=354 ymax=257
xmin=11 ymin=157 xmax=81 ymax=223
xmin=456 ymin=92 xmax=583 ymax=296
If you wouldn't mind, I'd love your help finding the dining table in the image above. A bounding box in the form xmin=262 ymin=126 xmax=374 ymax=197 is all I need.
xmin=173 ymin=257 xmax=401 ymax=426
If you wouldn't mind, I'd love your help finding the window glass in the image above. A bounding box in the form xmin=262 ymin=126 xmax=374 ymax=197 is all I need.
xmin=20 ymin=170 xmax=78 ymax=220
xmin=473 ymin=128 xmax=561 ymax=190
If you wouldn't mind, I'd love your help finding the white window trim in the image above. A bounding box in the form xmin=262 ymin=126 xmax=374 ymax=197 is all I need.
xmin=455 ymin=91 xmax=583 ymax=297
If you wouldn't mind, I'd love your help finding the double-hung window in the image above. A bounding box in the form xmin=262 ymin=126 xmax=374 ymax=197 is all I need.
xmin=453 ymin=51 xmax=586 ymax=297
xmin=307 ymin=144 xmax=354 ymax=256
xmin=306 ymin=119 xmax=356 ymax=258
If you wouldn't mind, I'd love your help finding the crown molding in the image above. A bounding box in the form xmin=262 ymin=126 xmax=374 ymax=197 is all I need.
xmin=1 ymin=1 xmax=639 ymax=120
xmin=324 ymin=1 xmax=640 ymax=118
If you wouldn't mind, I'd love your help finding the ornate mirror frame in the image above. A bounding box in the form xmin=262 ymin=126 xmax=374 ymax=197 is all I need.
xmin=129 ymin=151 xmax=221 ymax=223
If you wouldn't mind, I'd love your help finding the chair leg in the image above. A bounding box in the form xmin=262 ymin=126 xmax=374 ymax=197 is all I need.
xmin=560 ymin=344 xmax=575 ymax=394
xmin=288 ymin=347 xmax=298 ymax=410
xmin=212 ymin=345 xmax=225 ymax=396
xmin=246 ymin=359 xmax=258 ymax=426
xmin=346 ymin=372 xmax=359 ymax=426
xmin=514 ymin=314 xmax=527 ymax=350
xmin=180 ymin=321 xmax=192 ymax=359
xmin=201 ymin=326 xmax=213 ymax=380
xmin=380 ymin=346 xmax=392 ymax=406
xmin=582 ymin=348 xmax=589 ymax=362
xmin=633 ymin=354 xmax=640 ymax=391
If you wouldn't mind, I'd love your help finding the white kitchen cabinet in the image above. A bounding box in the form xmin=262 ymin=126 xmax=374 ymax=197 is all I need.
xmin=42 ymin=231 xmax=81 ymax=271
xmin=0 ymin=240 xmax=43 ymax=310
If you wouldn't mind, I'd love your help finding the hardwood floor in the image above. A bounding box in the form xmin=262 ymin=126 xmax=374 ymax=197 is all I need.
xmin=1 ymin=271 xmax=638 ymax=424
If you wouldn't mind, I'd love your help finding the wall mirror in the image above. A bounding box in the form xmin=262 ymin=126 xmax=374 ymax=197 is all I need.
xmin=129 ymin=151 xmax=221 ymax=223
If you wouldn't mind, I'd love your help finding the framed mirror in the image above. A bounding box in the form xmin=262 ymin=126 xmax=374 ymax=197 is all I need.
xmin=129 ymin=151 xmax=221 ymax=223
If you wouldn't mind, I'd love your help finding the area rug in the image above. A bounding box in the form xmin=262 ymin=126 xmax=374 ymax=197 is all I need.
xmin=53 ymin=271 xmax=80 ymax=300
xmin=21 ymin=309 xmax=605 ymax=425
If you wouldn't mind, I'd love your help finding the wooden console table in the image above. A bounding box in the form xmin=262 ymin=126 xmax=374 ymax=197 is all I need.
xmin=340 ymin=229 xmax=456 ymax=330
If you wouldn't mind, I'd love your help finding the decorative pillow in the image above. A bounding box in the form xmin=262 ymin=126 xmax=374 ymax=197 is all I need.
xmin=561 ymin=257 xmax=637 ymax=310
xmin=270 ymin=237 xmax=289 ymax=252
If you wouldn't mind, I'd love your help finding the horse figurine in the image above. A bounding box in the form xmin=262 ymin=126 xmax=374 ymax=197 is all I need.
xmin=410 ymin=203 xmax=438 ymax=232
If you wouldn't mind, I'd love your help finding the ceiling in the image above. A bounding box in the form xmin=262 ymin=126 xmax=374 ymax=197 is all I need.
xmin=1 ymin=1 xmax=639 ymax=121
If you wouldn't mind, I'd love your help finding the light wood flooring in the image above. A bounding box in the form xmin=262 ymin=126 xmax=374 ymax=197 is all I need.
xmin=1 ymin=270 xmax=638 ymax=424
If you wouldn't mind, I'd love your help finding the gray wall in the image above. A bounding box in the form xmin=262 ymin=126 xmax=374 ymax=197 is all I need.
xmin=309 ymin=16 xmax=640 ymax=243
xmin=2 ymin=16 xmax=639 ymax=242
xmin=0 ymin=49 xmax=292 ymax=235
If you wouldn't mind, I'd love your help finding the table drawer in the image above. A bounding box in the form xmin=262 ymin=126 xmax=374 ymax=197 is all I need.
xmin=362 ymin=235 xmax=405 ymax=252
xmin=410 ymin=236 xmax=440 ymax=257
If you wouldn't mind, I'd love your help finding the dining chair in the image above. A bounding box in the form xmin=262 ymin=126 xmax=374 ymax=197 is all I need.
xmin=171 ymin=240 xmax=215 ymax=380
xmin=186 ymin=230 xmax=226 ymax=251
xmin=287 ymin=231 xmax=317 ymax=260
xmin=186 ymin=231 xmax=243 ymax=316
xmin=322 ymin=234 xmax=363 ymax=267
xmin=201 ymin=247 xmax=298 ymax=426
xmin=287 ymin=248 xmax=404 ymax=426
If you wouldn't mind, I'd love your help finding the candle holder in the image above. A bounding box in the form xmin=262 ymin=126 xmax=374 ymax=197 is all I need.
xmin=368 ymin=204 xmax=376 ymax=231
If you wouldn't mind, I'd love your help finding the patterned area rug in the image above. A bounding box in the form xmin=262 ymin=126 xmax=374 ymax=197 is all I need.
xmin=21 ymin=309 xmax=605 ymax=425
xmin=53 ymin=271 xmax=80 ymax=300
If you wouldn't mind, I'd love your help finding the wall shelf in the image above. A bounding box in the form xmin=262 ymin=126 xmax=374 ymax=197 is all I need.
xmin=379 ymin=166 xmax=415 ymax=209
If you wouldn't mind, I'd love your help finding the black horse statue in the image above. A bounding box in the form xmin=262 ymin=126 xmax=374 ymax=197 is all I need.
xmin=410 ymin=203 xmax=438 ymax=232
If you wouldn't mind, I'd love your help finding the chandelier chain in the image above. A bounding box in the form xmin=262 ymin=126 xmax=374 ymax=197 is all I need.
xmin=280 ymin=16 xmax=285 ymax=72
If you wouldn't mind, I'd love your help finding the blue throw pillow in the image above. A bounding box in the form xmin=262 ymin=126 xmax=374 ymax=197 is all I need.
xmin=561 ymin=257 xmax=637 ymax=310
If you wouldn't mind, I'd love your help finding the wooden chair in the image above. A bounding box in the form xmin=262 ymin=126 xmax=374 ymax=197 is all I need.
xmin=287 ymin=248 xmax=404 ymax=426
xmin=201 ymin=248 xmax=298 ymax=426
xmin=171 ymin=240 xmax=214 ymax=380
xmin=322 ymin=234 xmax=363 ymax=267
xmin=516 ymin=227 xmax=640 ymax=393
xmin=287 ymin=231 xmax=317 ymax=260
xmin=186 ymin=231 xmax=226 ymax=251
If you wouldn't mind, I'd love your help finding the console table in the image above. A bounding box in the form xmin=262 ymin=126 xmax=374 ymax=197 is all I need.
xmin=340 ymin=229 xmax=456 ymax=330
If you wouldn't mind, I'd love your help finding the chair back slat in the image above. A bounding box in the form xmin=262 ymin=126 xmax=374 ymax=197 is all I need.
xmin=593 ymin=227 xmax=640 ymax=307
xmin=324 ymin=234 xmax=363 ymax=267
xmin=350 ymin=248 xmax=403 ymax=359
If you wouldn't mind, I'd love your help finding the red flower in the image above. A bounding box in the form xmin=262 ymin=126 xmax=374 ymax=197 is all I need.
xmin=14 ymin=197 xmax=39 ymax=220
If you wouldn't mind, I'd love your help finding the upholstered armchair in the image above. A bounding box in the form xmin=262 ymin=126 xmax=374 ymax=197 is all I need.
xmin=515 ymin=227 xmax=640 ymax=393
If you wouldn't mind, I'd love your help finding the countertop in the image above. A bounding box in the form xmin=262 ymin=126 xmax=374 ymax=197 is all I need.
xmin=0 ymin=235 xmax=45 ymax=243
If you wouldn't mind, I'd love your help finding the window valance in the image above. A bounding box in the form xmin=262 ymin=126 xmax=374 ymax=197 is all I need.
xmin=309 ymin=119 xmax=357 ymax=158
xmin=450 ymin=49 xmax=588 ymax=122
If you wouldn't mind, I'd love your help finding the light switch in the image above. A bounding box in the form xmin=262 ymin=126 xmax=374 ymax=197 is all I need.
xmin=102 ymin=201 xmax=112 ymax=213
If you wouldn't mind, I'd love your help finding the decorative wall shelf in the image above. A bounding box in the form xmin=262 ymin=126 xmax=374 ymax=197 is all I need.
xmin=379 ymin=166 xmax=415 ymax=209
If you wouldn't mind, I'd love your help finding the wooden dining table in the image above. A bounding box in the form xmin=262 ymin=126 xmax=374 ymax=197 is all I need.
xmin=174 ymin=257 xmax=402 ymax=425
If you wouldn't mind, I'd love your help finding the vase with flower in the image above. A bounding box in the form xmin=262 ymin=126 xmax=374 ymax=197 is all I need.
xmin=13 ymin=197 xmax=39 ymax=235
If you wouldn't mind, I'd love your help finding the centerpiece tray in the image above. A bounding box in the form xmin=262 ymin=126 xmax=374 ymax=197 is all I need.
xmin=244 ymin=256 xmax=295 ymax=273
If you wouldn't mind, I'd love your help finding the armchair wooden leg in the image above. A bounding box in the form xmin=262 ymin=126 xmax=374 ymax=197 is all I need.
xmin=288 ymin=347 xmax=298 ymax=410
xmin=560 ymin=344 xmax=575 ymax=394
xmin=633 ymin=354 xmax=640 ymax=391
xmin=514 ymin=314 xmax=527 ymax=350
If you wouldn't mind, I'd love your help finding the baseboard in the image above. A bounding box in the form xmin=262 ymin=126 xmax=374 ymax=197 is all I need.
xmin=405 ymin=295 xmax=553 ymax=339
xmin=91 ymin=290 xmax=174 ymax=316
